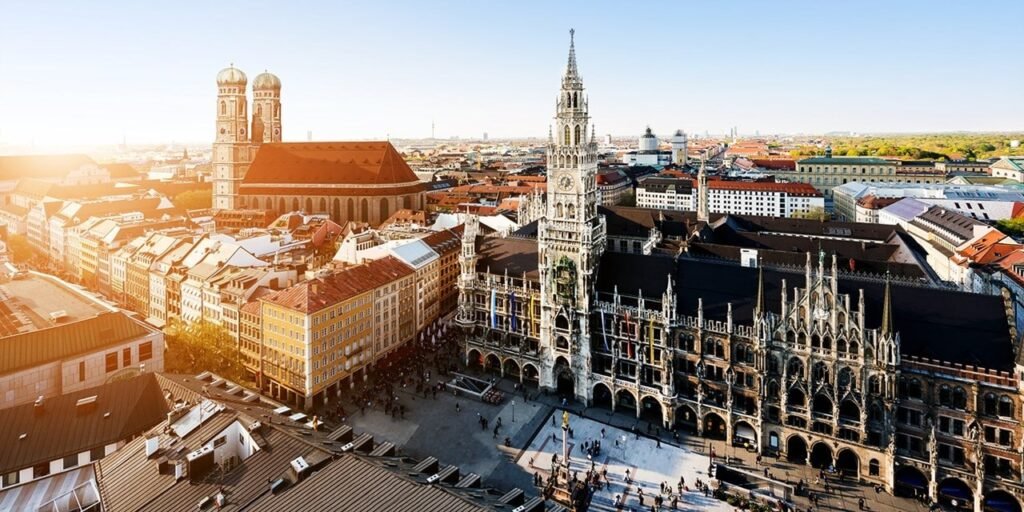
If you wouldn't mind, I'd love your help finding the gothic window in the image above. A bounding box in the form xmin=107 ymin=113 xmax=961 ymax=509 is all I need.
xmin=319 ymin=198 xmax=327 ymax=213
xmin=556 ymin=203 xmax=564 ymax=218
xmin=797 ymin=332 xmax=807 ymax=347
xmin=786 ymin=331 xmax=795 ymax=345
xmin=999 ymin=395 xmax=1014 ymax=418
xmin=256 ymin=105 xmax=262 ymax=116
xmin=347 ymin=198 xmax=355 ymax=220
xmin=869 ymin=460 xmax=880 ymax=476
xmin=787 ymin=387 xmax=805 ymax=407
xmin=837 ymin=339 xmax=847 ymax=353
xmin=292 ymin=198 xmax=300 ymax=211
xmin=564 ymin=125 xmax=570 ymax=145
xmin=379 ymin=198 xmax=389 ymax=221
xmin=899 ymin=377 xmax=922 ymax=400
xmin=305 ymin=198 xmax=313 ymax=213
xmin=951 ymin=387 xmax=967 ymax=410
xmin=767 ymin=380 xmax=780 ymax=399
xmin=361 ymin=198 xmax=369 ymax=220
xmin=238 ymin=102 xmax=244 ymax=115
xmin=869 ymin=403 xmax=884 ymax=423
xmin=812 ymin=362 xmax=829 ymax=385
xmin=768 ymin=355 xmax=780 ymax=375
xmin=848 ymin=340 xmax=858 ymax=356
xmin=838 ymin=367 xmax=854 ymax=390
xmin=275 ymin=104 xmax=280 ymax=119
xmin=556 ymin=335 xmax=569 ymax=350
xmin=786 ymin=358 xmax=804 ymax=380
xmin=939 ymin=385 xmax=952 ymax=407
xmin=555 ymin=315 xmax=569 ymax=330
xmin=574 ymin=125 xmax=581 ymax=145
xmin=868 ymin=375 xmax=882 ymax=395
xmin=812 ymin=394 xmax=833 ymax=416
xmin=822 ymin=336 xmax=832 ymax=351
xmin=677 ymin=333 xmax=695 ymax=352
xmin=220 ymin=101 xmax=226 ymax=116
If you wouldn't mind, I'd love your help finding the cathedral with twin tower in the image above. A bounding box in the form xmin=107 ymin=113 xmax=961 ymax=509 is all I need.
xmin=210 ymin=66 xmax=425 ymax=224
xmin=212 ymin=66 xmax=282 ymax=210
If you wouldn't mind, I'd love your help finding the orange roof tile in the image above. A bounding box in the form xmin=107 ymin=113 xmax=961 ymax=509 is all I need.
xmin=243 ymin=141 xmax=425 ymax=188
xmin=260 ymin=256 xmax=414 ymax=314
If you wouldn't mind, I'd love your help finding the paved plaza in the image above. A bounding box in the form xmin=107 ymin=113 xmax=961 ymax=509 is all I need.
xmin=316 ymin=363 xmax=939 ymax=512
xmin=520 ymin=412 xmax=733 ymax=511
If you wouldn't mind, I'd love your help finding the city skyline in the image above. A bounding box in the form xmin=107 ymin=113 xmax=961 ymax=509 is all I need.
xmin=2 ymin=0 xmax=1023 ymax=149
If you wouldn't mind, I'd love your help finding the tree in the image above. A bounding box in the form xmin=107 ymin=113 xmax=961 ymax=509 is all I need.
xmin=4 ymin=234 xmax=33 ymax=263
xmin=618 ymin=190 xmax=637 ymax=207
xmin=164 ymin=319 xmax=247 ymax=383
xmin=996 ymin=219 xmax=1024 ymax=238
xmin=792 ymin=207 xmax=829 ymax=221
xmin=173 ymin=189 xmax=212 ymax=210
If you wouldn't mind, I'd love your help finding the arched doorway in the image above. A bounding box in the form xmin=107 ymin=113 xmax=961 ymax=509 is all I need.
xmin=894 ymin=465 xmax=928 ymax=498
xmin=615 ymin=389 xmax=637 ymax=416
xmin=592 ymin=383 xmax=612 ymax=410
xmin=467 ymin=349 xmax=482 ymax=369
xmin=503 ymin=359 xmax=521 ymax=380
xmin=704 ymin=412 xmax=726 ymax=440
xmin=733 ymin=421 xmax=756 ymax=449
xmin=985 ymin=490 xmax=1023 ymax=512
xmin=640 ymin=396 xmax=663 ymax=425
xmin=675 ymin=404 xmax=698 ymax=433
xmin=553 ymin=357 xmax=574 ymax=398
xmin=522 ymin=364 xmax=539 ymax=388
xmin=484 ymin=354 xmax=501 ymax=374
xmin=836 ymin=449 xmax=859 ymax=478
xmin=810 ymin=442 xmax=833 ymax=469
xmin=938 ymin=478 xmax=973 ymax=510
xmin=787 ymin=436 xmax=808 ymax=464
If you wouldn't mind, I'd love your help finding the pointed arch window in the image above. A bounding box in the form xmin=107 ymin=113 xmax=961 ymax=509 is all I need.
xmin=238 ymin=102 xmax=244 ymax=115
xmin=563 ymin=125 xmax=570 ymax=145
xmin=220 ymin=101 xmax=226 ymax=116
xmin=574 ymin=125 xmax=581 ymax=145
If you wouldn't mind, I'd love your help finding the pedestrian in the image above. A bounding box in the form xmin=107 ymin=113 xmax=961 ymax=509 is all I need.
xmin=858 ymin=497 xmax=865 ymax=510
xmin=455 ymin=402 xmax=460 ymax=412
xmin=601 ymin=428 xmax=606 ymax=438
xmin=656 ymin=438 xmax=661 ymax=448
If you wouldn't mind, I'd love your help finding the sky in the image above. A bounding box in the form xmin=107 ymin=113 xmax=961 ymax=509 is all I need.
xmin=1 ymin=0 xmax=1023 ymax=149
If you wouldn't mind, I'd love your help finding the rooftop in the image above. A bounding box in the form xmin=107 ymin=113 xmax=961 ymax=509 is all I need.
xmin=0 ymin=272 xmax=113 ymax=336
xmin=0 ymin=373 xmax=168 ymax=475
xmin=243 ymin=141 xmax=424 ymax=188
xmin=261 ymin=256 xmax=414 ymax=314
xmin=798 ymin=156 xmax=895 ymax=166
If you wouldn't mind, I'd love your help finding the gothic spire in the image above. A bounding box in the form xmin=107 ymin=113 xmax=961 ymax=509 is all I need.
xmin=565 ymin=28 xmax=578 ymax=79
xmin=881 ymin=271 xmax=894 ymax=337
xmin=755 ymin=263 xmax=766 ymax=318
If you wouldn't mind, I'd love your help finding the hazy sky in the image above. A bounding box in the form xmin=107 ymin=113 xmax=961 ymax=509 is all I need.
xmin=2 ymin=0 xmax=1022 ymax=148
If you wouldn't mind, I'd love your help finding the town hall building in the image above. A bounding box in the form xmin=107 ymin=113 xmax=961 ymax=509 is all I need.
xmin=457 ymin=31 xmax=1024 ymax=512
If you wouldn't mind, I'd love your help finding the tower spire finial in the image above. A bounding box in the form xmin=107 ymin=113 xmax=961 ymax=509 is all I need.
xmin=881 ymin=270 xmax=894 ymax=337
xmin=755 ymin=261 xmax=766 ymax=318
xmin=566 ymin=29 xmax=578 ymax=78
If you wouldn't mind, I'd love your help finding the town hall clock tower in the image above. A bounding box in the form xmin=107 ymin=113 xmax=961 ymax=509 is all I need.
xmin=538 ymin=30 xmax=607 ymax=400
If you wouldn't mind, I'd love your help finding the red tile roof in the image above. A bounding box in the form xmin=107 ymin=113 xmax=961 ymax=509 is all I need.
xmin=856 ymin=195 xmax=903 ymax=210
xmin=260 ymin=256 xmax=413 ymax=314
xmin=242 ymin=142 xmax=425 ymax=189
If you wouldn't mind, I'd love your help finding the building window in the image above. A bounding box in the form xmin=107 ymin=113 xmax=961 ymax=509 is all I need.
xmin=90 ymin=446 xmax=104 ymax=462
xmin=123 ymin=348 xmax=131 ymax=368
xmin=63 ymin=454 xmax=78 ymax=470
xmin=79 ymin=361 xmax=86 ymax=382
xmin=33 ymin=463 xmax=50 ymax=479
xmin=105 ymin=352 xmax=118 ymax=373
xmin=2 ymin=471 xmax=18 ymax=487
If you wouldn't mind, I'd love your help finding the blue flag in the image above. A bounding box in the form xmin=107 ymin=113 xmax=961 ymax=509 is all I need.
xmin=509 ymin=291 xmax=517 ymax=332
xmin=490 ymin=288 xmax=497 ymax=329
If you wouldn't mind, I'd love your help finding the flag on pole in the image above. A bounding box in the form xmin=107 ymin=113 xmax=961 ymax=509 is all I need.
xmin=648 ymin=315 xmax=655 ymax=363
xmin=529 ymin=294 xmax=536 ymax=336
xmin=599 ymin=309 xmax=610 ymax=352
xmin=490 ymin=289 xmax=497 ymax=329
xmin=509 ymin=291 xmax=518 ymax=332
xmin=625 ymin=310 xmax=634 ymax=359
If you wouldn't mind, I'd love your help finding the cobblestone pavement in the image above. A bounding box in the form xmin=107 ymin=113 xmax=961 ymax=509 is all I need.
xmin=308 ymin=362 xmax=939 ymax=511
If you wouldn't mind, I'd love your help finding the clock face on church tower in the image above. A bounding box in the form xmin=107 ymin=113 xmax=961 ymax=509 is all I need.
xmin=558 ymin=174 xmax=574 ymax=192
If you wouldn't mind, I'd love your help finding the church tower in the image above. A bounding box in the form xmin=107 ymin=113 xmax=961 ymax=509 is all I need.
xmin=538 ymin=30 xmax=607 ymax=399
xmin=252 ymin=71 xmax=282 ymax=145
xmin=213 ymin=65 xmax=252 ymax=210
xmin=697 ymin=157 xmax=709 ymax=222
